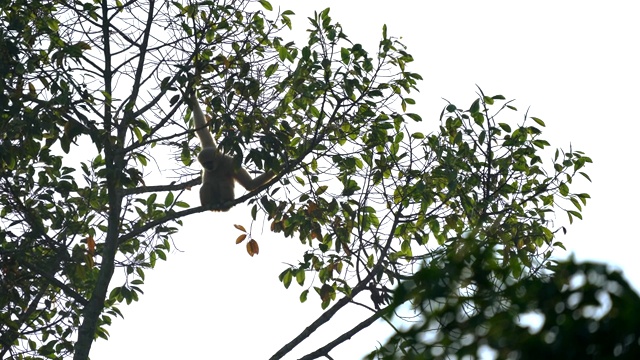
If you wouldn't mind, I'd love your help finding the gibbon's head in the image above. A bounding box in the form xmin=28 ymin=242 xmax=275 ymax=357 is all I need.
xmin=197 ymin=147 xmax=222 ymax=171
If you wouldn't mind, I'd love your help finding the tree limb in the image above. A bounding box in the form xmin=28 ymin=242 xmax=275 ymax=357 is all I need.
xmin=269 ymin=205 xmax=403 ymax=360
xmin=298 ymin=307 xmax=389 ymax=360
xmin=121 ymin=177 xmax=200 ymax=196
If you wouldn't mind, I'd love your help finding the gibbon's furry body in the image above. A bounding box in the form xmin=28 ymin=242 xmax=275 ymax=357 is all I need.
xmin=188 ymin=93 xmax=273 ymax=211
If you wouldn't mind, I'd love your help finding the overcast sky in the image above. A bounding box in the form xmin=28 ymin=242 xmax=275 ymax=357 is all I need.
xmin=92 ymin=1 xmax=640 ymax=359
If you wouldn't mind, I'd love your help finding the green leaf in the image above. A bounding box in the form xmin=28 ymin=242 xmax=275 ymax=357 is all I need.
xmin=46 ymin=18 xmax=59 ymax=31
xmin=498 ymin=123 xmax=511 ymax=132
xmin=469 ymin=99 xmax=480 ymax=114
xmin=300 ymin=290 xmax=308 ymax=303
xmin=570 ymin=196 xmax=582 ymax=211
xmin=156 ymin=249 xmax=166 ymax=261
xmin=282 ymin=270 xmax=292 ymax=288
xmin=340 ymin=47 xmax=350 ymax=64
xmin=181 ymin=22 xmax=192 ymax=36
xmin=265 ymin=63 xmax=278 ymax=77
xmin=406 ymin=113 xmax=422 ymax=122
xmin=559 ymin=182 xmax=569 ymax=196
xmin=147 ymin=193 xmax=157 ymax=206
xmin=533 ymin=139 xmax=550 ymax=149
xmin=554 ymin=241 xmax=566 ymax=250
xmin=205 ymin=29 xmax=215 ymax=43
xmin=567 ymin=210 xmax=582 ymax=220
xmin=296 ymin=270 xmax=305 ymax=286
xmin=259 ymin=0 xmax=273 ymax=10
xmin=483 ymin=96 xmax=494 ymax=105
xmin=321 ymin=299 xmax=330 ymax=309
xmin=531 ymin=117 xmax=545 ymax=126
xmin=277 ymin=46 xmax=287 ymax=61
xmin=579 ymin=172 xmax=592 ymax=182
xmin=164 ymin=192 xmax=174 ymax=207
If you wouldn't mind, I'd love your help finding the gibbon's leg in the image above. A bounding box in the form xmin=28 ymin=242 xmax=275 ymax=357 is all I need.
xmin=200 ymin=168 xmax=236 ymax=211
xmin=199 ymin=153 xmax=236 ymax=211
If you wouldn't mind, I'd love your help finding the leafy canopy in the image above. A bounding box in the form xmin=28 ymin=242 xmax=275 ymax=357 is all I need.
xmin=0 ymin=0 xmax=602 ymax=359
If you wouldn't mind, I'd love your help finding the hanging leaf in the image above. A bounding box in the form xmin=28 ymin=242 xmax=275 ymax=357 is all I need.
xmin=235 ymin=234 xmax=247 ymax=244
xmin=246 ymin=239 xmax=259 ymax=256
xmin=86 ymin=235 xmax=96 ymax=256
xmin=299 ymin=290 xmax=308 ymax=303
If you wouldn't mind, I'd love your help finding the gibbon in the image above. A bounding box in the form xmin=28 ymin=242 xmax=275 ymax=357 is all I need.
xmin=186 ymin=92 xmax=274 ymax=211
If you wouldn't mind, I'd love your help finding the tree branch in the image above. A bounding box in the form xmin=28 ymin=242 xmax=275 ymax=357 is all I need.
xmin=298 ymin=307 xmax=389 ymax=360
xmin=269 ymin=205 xmax=403 ymax=360
xmin=121 ymin=177 xmax=200 ymax=196
xmin=17 ymin=258 xmax=88 ymax=306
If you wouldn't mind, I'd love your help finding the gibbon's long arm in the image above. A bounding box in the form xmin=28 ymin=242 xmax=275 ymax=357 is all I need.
xmin=187 ymin=92 xmax=216 ymax=149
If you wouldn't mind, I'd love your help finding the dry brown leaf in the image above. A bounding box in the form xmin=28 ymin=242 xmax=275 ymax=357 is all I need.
xmin=87 ymin=235 xmax=95 ymax=256
xmin=235 ymin=234 xmax=247 ymax=244
xmin=246 ymin=239 xmax=259 ymax=257
xmin=234 ymin=224 xmax=247 ymax=232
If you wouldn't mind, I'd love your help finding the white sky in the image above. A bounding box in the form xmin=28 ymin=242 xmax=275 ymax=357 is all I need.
xmin=92 ymin=1 xmax=640 ymax=359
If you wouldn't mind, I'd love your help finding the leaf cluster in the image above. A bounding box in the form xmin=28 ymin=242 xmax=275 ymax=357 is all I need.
xmin=370 ymin=246 xmax=640 ymax=359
